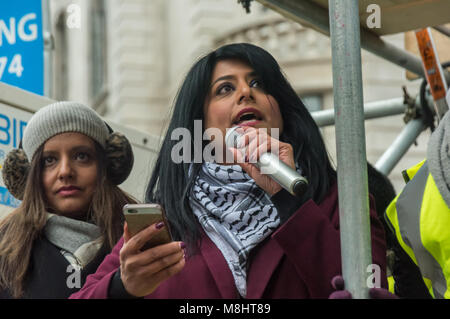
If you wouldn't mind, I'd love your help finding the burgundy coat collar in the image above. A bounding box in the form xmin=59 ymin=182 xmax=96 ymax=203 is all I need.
xmin=246 ymin=236 xmax=284 ymax=298
xmin=199 ymin=230 xmax=284 ymax=299
xmin=199 ymin=234 xmax=237 ymax=298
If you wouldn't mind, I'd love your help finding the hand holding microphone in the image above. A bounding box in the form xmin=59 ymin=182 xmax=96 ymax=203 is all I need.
xmin=225 ymin=126 xmax=308 ymax=197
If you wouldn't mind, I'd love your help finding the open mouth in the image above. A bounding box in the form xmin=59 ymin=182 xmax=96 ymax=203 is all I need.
xmin=233 ymin=109 xmax=263 ymax=126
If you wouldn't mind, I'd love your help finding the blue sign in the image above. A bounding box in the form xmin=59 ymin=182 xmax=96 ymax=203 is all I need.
xmin=0 ymin=108 xmax=29 ymax=208
xmin=0 ymin=1 xmax=44 ymax=95
xmin=0 ymin=186 xmax=20 ymax=208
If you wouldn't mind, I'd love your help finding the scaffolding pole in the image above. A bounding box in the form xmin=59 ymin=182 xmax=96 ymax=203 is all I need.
xmin=328 ymin=0 xmax=371 ymax=299
xmin=375 ymin=118 xmax=427 ymax=176
xmin=312 ymin=97 xmax=408 ymax=127
xmin=433 ymin=25 xmax=450 ymax=38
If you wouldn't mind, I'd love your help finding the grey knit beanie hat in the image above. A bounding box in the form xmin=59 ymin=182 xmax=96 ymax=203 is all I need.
xmin=22 ymin=101 xmax=110 ymax=160
xmin=2 ymin=101 xmax=134 ymax=200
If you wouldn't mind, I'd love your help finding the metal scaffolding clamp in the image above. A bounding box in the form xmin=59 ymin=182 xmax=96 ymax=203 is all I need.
xmin=402 ymin=86 xmax=419 ymax=124
xmin=238 ymin=0 xmax=253 ymax=13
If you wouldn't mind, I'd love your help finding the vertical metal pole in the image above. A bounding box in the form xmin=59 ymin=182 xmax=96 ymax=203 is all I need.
xmin=42 ymin=0 xmax=53 ymax=98
xmin=328 ymin=0 xmax=372 ymax=299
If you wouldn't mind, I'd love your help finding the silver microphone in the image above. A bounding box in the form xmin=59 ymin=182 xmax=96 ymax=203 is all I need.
xmin=225 ymin=126 xmax=308 ymax=196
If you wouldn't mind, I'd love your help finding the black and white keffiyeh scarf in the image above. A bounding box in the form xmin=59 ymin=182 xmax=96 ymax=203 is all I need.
xmin=189 ymin=163 xmax=280 ymax=297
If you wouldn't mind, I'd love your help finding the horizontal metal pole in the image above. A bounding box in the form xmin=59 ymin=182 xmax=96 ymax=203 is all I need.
xmin=312 ymin=97 xmax=407 ymax=127
xmin=374 ymin=118 xmax=427 ymax=176
xmin=433 ymin=25 xmax=450 ymax=38
xmin=256 ymin=0 xmax=450 ymax=83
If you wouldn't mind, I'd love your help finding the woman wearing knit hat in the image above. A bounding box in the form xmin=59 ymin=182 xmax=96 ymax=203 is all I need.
xmin=0 ymin=101 xmax=137 ymax=298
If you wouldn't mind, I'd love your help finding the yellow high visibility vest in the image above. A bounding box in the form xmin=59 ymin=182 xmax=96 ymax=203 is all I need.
xmin=385 ymin=160 xmax=450 ymax=298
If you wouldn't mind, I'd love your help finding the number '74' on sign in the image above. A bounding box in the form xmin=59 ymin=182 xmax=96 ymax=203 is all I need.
xmin=0 ymin=54 xmax=24 ymax=79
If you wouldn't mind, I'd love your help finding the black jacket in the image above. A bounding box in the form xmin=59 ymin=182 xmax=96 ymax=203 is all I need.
xmin=0 ymin=236 xmax=108 ymax=299
xmin=387 ymin=229 xmax=432 ymax=299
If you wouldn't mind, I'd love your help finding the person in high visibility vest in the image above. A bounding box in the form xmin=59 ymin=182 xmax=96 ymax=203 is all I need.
xmin=385 ymin=107 xmax=450 ymax=299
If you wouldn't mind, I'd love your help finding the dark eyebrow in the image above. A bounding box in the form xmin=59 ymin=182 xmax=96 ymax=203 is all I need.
xmin=42 ymin=150 xmax=57 ymax=157
xmin=43 ymin=145 xmax=96 ymax=156
xmin=210 ymin=71 xmax=258 ymax=88
xmin=72 ymin=145 xmax=96 ymax=154
xmin=210 ymin=75 xmax=234 ymax=88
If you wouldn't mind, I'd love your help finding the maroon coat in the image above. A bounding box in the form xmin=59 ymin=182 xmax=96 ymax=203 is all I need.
xmin=70 ymin=183 xmax=387 ymax=299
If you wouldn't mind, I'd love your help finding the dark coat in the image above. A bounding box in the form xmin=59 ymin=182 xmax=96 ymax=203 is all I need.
xmin=0 ymin=236 xmax=108 ymax=299
xmin=70 ymin=183 xmax=388 ymax=299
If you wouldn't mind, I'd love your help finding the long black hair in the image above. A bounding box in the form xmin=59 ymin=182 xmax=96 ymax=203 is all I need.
xmin=146 ymin=43 xmax=336 ymax=249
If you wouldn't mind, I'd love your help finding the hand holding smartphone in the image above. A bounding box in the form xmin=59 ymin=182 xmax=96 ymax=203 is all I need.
xmin=123 ymin=203 xmax=173 ymax=250
xmin=120 ymin=203 xmax=185 ymax=297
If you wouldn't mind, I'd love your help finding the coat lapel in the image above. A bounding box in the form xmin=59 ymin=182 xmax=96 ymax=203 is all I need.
xmin=200 ymin=234 xmax=239 ymax=298
xmin=199 ymin=232 xmax=285 ymax=299
xmin=246 ymin=236 xmax=284 ymax=298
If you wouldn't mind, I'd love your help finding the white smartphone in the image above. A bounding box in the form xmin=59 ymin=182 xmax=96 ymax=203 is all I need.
xmin=123 ymin=203 xmax=173 ymax=250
